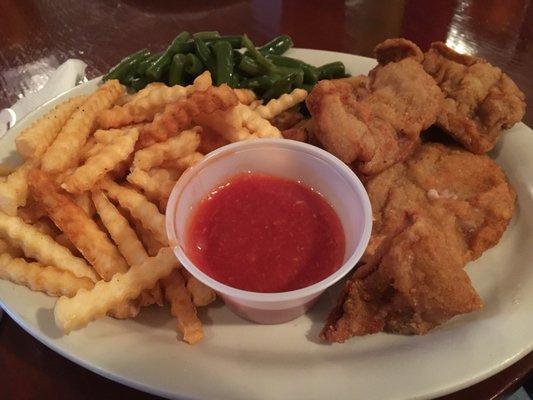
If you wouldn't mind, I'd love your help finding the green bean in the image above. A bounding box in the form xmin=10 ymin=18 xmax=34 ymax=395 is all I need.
xmin=146 ymin=32 xmax=190 ymax=80
xmin=292 ymin=70 xmax=304 ymax=88
xmin=241 ymin=35 xmax=278 ymax=74
xmin=213 ymin=41 xmax=236 ymax=86
xmin=262 ymin=73 xmax=295 ymax=101
xmin=318 ymin=61 xmax=346 ymax=79
xmin=103 ymin=49 xmax=150 ymax=82
xmin=185 ymin=53 xmax=204 ymax=76
xmin=240 ymin=75 xmax=278 ymax=93
xmin=207 ymin=35 xmax=244 ymax=48
xmin=168 ymin=54 xmax=187 ymax=86
xmin=193 ymin=31 xmax=220 ymax=40
xmin=258 ymin=34 xmax=293 ymax=55
xmin=238 ymin=56 xmax=262 ymax=76
xmin=136 ymin=52 xmax=160 ymax=75
xmin=174 ymin=41 xmax=195 ymax=54
xmin=193 ymin=38 xmax=215 ymax=73
xmin=267 ymin=54 xmax=319 ymax=84
xmin=128 ymin=76 xmax=150 ymax=91
xmin=232 ymin=50 xmax=243 ymax=66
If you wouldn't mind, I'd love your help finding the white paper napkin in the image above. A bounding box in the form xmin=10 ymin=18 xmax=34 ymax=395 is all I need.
xmin=0 ymin=59 xmax=87 ymax=139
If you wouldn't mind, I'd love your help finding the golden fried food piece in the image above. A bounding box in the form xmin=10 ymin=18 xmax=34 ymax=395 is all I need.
xmin=374 ymin=38 xmax=424 ymax=64
xmin=0 ymin=164 xmax=16 ymax=176
xmin=197 ymin=103 xmax=282 ymax=142
xmin=132 ymin=128 xmax=200 ymax=171
xmin=181 ymin=269 xmax=216 ymax=307
xmin=0 ymin=238 xmax=23 ymax=258
xmin=322 ymin=143 xmax=516 ymax=342
xmin=322 ymin=216 xmax=483 ymax=341
xmin=0 ymin=161 xmax=35 ymax=216
xmin=0 ymin=253 xmax=94 ymax=297
xmin=163 ymin=270 xmax=204 ymax=344
xmin=17 ymin=196 xmax=46 ymax=224
xmin=139 ymin=84 xmax=238 ymax=147
xmin=160 ymin=152 xmax=204 ymax=170
xmin=71 ymin=192 xmax=96 ymax=218
xmin=233 ymin=88 xmax=256 ymax=105
xmin=15 ymin=96 xmax=87 ymax=160
xmin=41 ymin=80 xmax=124 ymax=174
xmin=0 ymin=211 xmax=97 ymax=281
xmin=127 ymin=168 xmax=178 ymax=205
xmin=423 ymin=42 xmax=526 ymax=153
xmin=255 ymin=88 xmax=307 ymax=120
xmin=97 ymin=72 xmax=212 ymax=129
xmin=62 ymin=128 xmax=138 ymax=193
xmin=92 ymin=190 xmax=149 ymax=266
xmin=28 ymin=169 xmax=128 ymax=281
xmin=99 ymin=179 xmax=167 ymax=245
xmin=54 ymin=232 xmax=81 ymax=257
xmin=54 ymin=247 xmax=179 ymax=333
xmin=307 ymin=39 xmax=443 ymax=175
xmin=271 ymin=110 xmax=304 ymax=131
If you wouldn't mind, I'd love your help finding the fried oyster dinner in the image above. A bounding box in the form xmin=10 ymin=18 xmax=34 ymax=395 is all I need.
xmin=0 ymin=36 xmax=524 ymax=346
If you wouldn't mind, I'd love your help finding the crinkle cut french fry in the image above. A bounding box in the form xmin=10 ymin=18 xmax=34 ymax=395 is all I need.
xmin=0 ymin=253 xmax=94 ymax=297
xmin=132 ymin=128 xmax=200 ymax=171
xmin=0 ymin=161 xmax=34 ymax=216
xmin=127 ymin=168 xmax=177 ymax=203
xmin=17 ymin=196 xmax=46 ymax=224
xmin=55 ymin=233 xmax=82 ymax=257
xmin=0 ymin=238 xmax=23 ymax=258
xmin=139 ymin=83 xmax=238 ymax=147
xmin=15 ymin=95 xmax=87 ymax=159
xmin=100 ymin=179 xmax=168 ymax=245
xmin=54 ymin=247 xmax=179 ymax=333
xmin=41 ymin=80 xmax=124 ymax=174
xmin=93 ymin=128 xmax=129 ymax=144
xmin=163 ymin=270 xmax=203 ymax=345
xmin=72 ymin=192 xmax=96 ymax=218
xmin=131 ymin=215 xmax=165 ymax=257
xmin=28 ymin=169 xmax=128 ymax=281
xmin=255 ymin=88 xmax=307 ymax=119
xmin=92 ymin=190 xmax=148 ymax=267
xmin=62 ymin=128 xmax=139 ymax=193
xmin=236 ymin=104 xmax=282 ymax=138
xmin=160 ymin=152 xmax=204 ymax=170
xmin=0 ymin=211 xmax=98 ymax=282
xmin=125 ymin=82 xmax=166 ymax=106
xmin=32 ymin=218 xmax=61 ymax=237
xmin=180 ymin=269 xmax=216 ymax=307
xmin=97 ymin=71 xmax=213 ymax=129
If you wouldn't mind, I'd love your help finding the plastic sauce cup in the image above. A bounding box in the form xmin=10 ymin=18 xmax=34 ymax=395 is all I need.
xmin=166 ymin=139 xmax=372 ymax=324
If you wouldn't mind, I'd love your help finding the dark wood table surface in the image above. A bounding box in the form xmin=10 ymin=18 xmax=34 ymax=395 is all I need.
xmin=0 ymin=1 xmax=531 ymax=399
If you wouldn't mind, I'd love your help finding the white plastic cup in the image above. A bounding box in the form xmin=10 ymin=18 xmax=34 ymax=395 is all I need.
xmin=166 ymin=139 xmax=372 ymax=324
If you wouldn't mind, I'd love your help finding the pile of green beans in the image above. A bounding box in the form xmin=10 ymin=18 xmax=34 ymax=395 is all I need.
xmin=103 ymin=31 xmax=349 ymax=99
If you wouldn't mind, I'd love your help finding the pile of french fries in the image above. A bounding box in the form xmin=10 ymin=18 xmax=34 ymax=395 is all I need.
xmin=0 ymin=71 xmax=308 ymax=344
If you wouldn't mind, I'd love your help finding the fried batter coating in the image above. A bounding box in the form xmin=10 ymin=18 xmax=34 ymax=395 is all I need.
xmin=307 ymin=39 xmax=443 ymax=175
xmin=423 ymin=42 xmax=525 ymax=153
xmin=321 ymin=143 xmax=516 ymax=342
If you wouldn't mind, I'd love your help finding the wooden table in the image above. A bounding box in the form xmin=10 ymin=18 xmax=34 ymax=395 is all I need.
xmin=0 ymin=1 xmax=531 ymax=399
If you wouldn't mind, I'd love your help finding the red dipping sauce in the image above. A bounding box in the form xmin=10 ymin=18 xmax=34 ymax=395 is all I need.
xmin=185 ymin=172 xmax=345 ymax=293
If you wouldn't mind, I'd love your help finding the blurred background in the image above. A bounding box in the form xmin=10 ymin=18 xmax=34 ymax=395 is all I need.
xmin=0 ymin=0 xmax=531 ymax=124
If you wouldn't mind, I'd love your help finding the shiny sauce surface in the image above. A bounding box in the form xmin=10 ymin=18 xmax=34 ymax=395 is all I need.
xmin=185 ymin=172 xmax=345 ymax=293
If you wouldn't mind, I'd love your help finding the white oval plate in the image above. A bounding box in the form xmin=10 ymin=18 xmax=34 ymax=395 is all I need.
xmin=0 ymin=49 xmax=532 ymax=400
